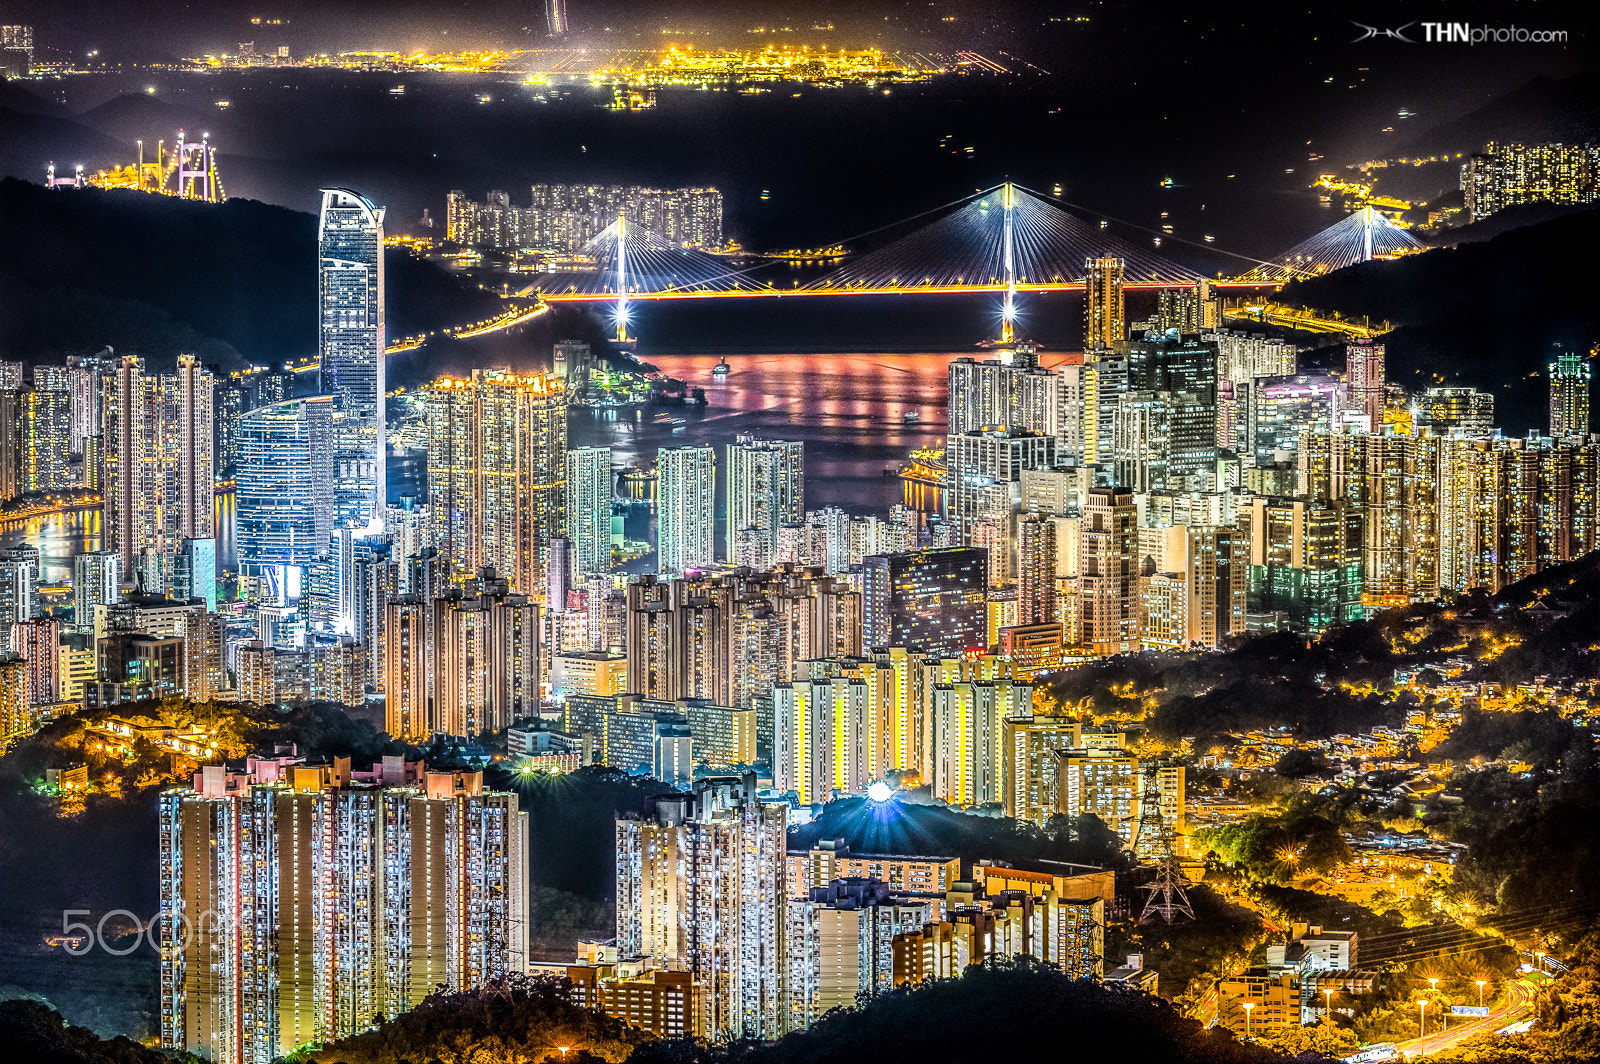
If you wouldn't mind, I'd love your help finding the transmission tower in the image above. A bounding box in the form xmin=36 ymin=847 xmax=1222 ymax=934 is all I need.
xmin=1135 ymin=762 xmax=1194 ymax=924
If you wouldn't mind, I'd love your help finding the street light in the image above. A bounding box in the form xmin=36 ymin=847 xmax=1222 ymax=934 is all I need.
xmin=1242 ymin=1001 xmax=1254 ymax=1039
xmin=1417 ymin=999 xmax=1428 ymax=1038
xmin=1428 ymin=977 xmax=1439 ymax=993
xmin=1477 ymin=980 xmax=1487 ymax=1007
xmin=1324 ymin=988 xmax=1335 ymax=1020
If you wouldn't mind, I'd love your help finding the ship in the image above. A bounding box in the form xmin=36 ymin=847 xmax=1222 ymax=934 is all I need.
xmin=711 ymin=357 xmax=731 ymax=381
xmin=902 ymin=410 xmax=920 ymax=423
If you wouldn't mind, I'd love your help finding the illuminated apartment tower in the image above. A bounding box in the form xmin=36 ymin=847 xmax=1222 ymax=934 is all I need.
xmin=20 ymin=366 xmax=71 ymax=492
xmin=159 ymin=761 xmax=527 ymax=1064
xmin=103 ymin=354 xmax=215 ymax=570
xmin=1084 ymin=256 xmax=1126 ymax=349
xmin=318 ymin=188 xmax=386 ymax=521
xmin=425 ymin=370 xmax=568 ymax=595
xmin=726 ymin=436 xmax=804 ymax=568
xmin=1343 ymin=340 xmax=1386 ymax=427
xmin=1550 ymin=351 xmax=1593 ymax=438
xmin=615 ymin=775 xmax=787 ymax=1041
xmin=1016 ymin=513 xmax=1058 ymax=625
xmin=1077 ymin=487 xmax=1138 ymax=655
xmin=431 ymin=573 xmax=541 ymax=736
xmin=566 ymin=446 xmax=614 ymax=576
xmin=1299 ymin=429 xmax=1440 ymax=602
xmin=657 ymin=446 xmax=716 ymax=575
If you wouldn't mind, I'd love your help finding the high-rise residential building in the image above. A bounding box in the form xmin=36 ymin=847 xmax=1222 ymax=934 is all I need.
xmin=20 ymin=366 xmax=72 ymax=493
xmin=318 ymin=188 xmax=386 ymax=521
xmin=1343 ymin=340 xmax=1386 ymax=428
xmin=1415 ymin=387 xmax=1495 ymax=438
xmin=236 ymin=396 xmax=336 ymax=575
xmin=72 ymin=550 xmax=121 ymax=627
xmin=0 ymin=551 xmax=35 ymax=654
xmin=159 ymin=760 xmax=527 ymax=1064
xmin=726 ymin=436 xmax=804 ymax=568
xmin=945 ymin=347 xmax=1059 ymax=439
xmin=1300 ymin=428 xmax=1441 ymax=602
xmin=431 ymin=573 xmax=541 ymax=737
xmin=447 ymin=185 xmax=723 ymax=252
xmin=1078 ymin=487 xmax=1138 ymax=655
xmin=103 ymin=355 xmax=215 ymax=570
xmin=862 ymin=547 xmax=987 ymax=655
xmin=785 ymin=878 xmax=933 ymax=1030
xmin=424 ymin=370 xmax=568 ymax=596
xmin=566 ymin=446 xmax=613 ymax=576
xmin=930 ymin=676 xmax=1034 ymax=806
xmin=657 ymin=446 xmax=716 ymax=575
xmin=1462 ymin=142 xmax=1600 ymax=221
xmin=615 ymin=776 xmax=787 ymax=1042
xmin=1084 ymin=257 xmax=1126 ymax=348
xmin=1239 ymin=496 xmax=1362 ymax=634
xmin=1550 ymin=351 xmax=1592 ymax=438
xmin=946 ymin=429 xmax=1054 ymax=533
xmin=1016 ymin=514 xmax=1058 ymax=626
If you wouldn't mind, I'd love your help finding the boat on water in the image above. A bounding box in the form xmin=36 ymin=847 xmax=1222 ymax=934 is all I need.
xmin=711 ymin=357 xmax=731 ymax=381
xmin=902 ymin=410 xmax=920 ymax=423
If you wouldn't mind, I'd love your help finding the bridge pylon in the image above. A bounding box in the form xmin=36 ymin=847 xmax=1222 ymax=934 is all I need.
xmin=613 ymin=214 xmax=635 ymax=345
xmin=999 ymin=181 xmax=1017 ymax=344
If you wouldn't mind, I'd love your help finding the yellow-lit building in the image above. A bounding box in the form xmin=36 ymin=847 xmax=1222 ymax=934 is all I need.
xmin=786 ymin=841 xmax=960 ymax=901
xmin=566 ymin=962 xmax=702 ymax=1039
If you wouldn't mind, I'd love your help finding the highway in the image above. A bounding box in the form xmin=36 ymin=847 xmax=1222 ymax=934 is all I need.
xmin=1393 ymin=975 xmax=1540 ymax=1059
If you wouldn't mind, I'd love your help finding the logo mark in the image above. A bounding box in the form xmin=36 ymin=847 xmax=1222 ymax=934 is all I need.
xmin=1350 ymin=21 xmax=1417 ymax=43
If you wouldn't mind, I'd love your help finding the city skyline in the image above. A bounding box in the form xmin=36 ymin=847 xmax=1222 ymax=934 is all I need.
xmin=0 ymin=4 xmax=1597 ymax=1063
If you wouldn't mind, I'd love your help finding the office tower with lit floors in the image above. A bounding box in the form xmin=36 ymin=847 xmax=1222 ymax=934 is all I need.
xmin=318 ymin=188 xmax=386 ymax=522
xmin=235 ymin=396 xmax=337 ymax=576
xmin=861 ymin=547 xmax=987 ymax=655
xmin=1343 ymin=340 xmax=1386 ymax=428
xmin=616 ymin=775 xmax=788 ymax=1041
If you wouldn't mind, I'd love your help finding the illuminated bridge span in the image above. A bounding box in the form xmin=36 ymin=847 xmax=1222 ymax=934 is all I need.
xmin=532 ymin=183 xmax=1219 ymax=308
xmin=1242 ymin=205 xmax=1424 ymax=281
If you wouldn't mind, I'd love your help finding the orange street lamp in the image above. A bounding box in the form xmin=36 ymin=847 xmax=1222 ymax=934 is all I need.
xmin=1324 ymin=988 xmax=1335 ymax=1019
xmin=1243 ymin=1001 xmax=1254 ymax=1038
xmin=1476 ymin=980 xmax=1487 ymax=1007
xmin=1428 ymin=977 xmax=1439 ymax=992
xmin=1417 ymin=999 xmax=1428 ymax=1037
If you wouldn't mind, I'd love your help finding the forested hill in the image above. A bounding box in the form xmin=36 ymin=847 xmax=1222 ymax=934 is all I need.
xmin=0 ymin=177 xmax=501 ymax=369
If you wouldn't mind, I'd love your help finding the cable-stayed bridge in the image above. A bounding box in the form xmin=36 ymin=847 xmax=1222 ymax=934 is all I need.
xmin=524 ymin=184 xmax=1426 ymax=341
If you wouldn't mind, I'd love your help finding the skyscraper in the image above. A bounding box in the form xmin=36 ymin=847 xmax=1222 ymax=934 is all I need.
xmin=103 ymin=354 xmax=215 ymax=571
xmin=236 ymin=396 xmax=336 ymax=575
xmin=1550 ymin=350 xmax=1592 ymax=438
xmin=424 ymin=370 xmax=568 ymax=596
xmin=566 ymin=447 xmax=613 ymax=576
xmin=20 ymin=366 xmax=71 ymax=492
xmin=1084 ymin=256 xmax=1126 ymax=349
xmin=657 ymin=446 xmax=716 ymax=575
xmin=861 ymin=547 xmax=987 ymax=655
xmin=159 ymin=760 xmax=527 ymax=1064
xmin=318 ymin=188 xmax=386 ymax=522
xmin=1344 ymin=339 xmax=1386 ymax=428
xmin=616 ymin=776 xmax=787 ymax=1041
xmin=1078 ymin=487 xmax=1138 ymax=655
xmin=726 ymin=436 xmax=804 ymax=567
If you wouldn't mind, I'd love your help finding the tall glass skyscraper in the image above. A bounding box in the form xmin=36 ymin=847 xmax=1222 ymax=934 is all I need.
xmin=318 ymin=188 xmax=386 ymax=523
xmin=236 ymin=396 xmax=335 ymax=576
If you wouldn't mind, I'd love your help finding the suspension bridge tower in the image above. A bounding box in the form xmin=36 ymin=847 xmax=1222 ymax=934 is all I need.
xmin=613 ymin=214 xmax=635 ymax=346
xmin=999 ymin=181 xmax=1018 ymax=347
